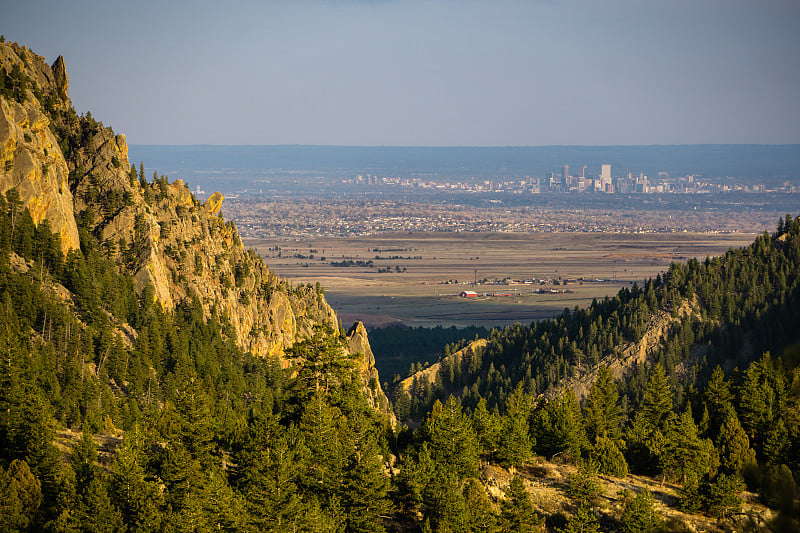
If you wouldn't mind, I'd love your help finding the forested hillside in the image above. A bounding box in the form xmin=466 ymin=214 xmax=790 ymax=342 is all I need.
xmin=389 ymin=216 xmax=800 ymax=530
xmin=0 ymin=39 xmax=395 ymax=531
xmin=397 ymin=217 xmax=800 ymax=419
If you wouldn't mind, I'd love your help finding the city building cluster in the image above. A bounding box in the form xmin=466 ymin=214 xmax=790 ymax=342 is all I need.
xmin=345 ymin=165 xmax=798 ymax=195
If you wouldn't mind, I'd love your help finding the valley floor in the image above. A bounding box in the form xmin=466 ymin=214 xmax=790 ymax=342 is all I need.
xmin=245 ymin=231 xmax=755 ymax=328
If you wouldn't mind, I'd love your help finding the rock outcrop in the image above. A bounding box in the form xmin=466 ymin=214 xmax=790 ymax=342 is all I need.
xmin=397 ymin=338 xmax=489 ymax=396
xmin=347 ymin=321 xmax=396 ymax=426
xmin=0 ymin=43 xmax=79 ymax=254
xmin=551 ymin=297 xmax=698 ymax=402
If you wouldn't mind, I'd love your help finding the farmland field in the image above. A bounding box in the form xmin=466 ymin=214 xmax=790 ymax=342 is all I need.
xmin=245 ymin=231 xmax=755 ymax=328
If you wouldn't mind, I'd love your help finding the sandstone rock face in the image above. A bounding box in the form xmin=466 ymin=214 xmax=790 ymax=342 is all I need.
xmin=347 ymin=322 xmax=396 ymax=426
xmin=51 ymin=55 xmax=69 ymax=103
xmin=0 ymin=44 xmax=79 ymax=254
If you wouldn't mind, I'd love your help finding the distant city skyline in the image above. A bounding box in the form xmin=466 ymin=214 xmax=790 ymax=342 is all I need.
xmin=5 ymin=1 xmax=799 ymax=146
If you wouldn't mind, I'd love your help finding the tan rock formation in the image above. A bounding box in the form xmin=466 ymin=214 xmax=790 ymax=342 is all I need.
xmin=203 ymin=191 xmax=224 ymax=216
xmin=346 ymin=321 xmax=396 ymax=426
xmin=0 ymin=96 xmax=79 ymax=254
xmin=51 ymin=55 xmax=69 ymax=103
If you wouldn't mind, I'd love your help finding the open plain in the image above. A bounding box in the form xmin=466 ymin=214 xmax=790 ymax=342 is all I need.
xmin=245 ymin=231 xmax=756 ymax=329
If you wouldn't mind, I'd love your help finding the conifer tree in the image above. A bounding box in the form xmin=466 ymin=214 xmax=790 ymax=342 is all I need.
xmin=557 ymin=504 xmax=600 ymax=533
xmin=590 ymin=436 xmax=628 ymax=478
xmin=0 ymin=459 xmax=42 ymax=531
xmin=109 ymin=429 xmax=163 ymax=533
xmin=239 ymin=424 xmax=311 ymax=531
xmin=74 ymin=475 xmax=124 ymax=533
xmin=717 ymin=407 xmax=755 ymax=474
xmin=496 ymin=386 xmax=534 ymax=467
xmin=619 ymin=488 xmax=661 ymax=533
xmin=424 ymin=395 xmax=479 ymax=478
xmin=500 ymin=475 xmax=542 ymax=533
xmin=533 ymin=390 xmax=586 ymax=460
xmin=661 ymin=406 xmax=716 ymax=483
xmin=471 ymin=397 xmax=500 ymax=455
xmin=463 ymin=478 xmax=499 ymax=533
xmin=341 ymin=420 xmax=392 ymax=533
xmin=640 ymin=365 xmax=673 ymax=433
xmin=584 ymin=366 xmax=622 ymax=444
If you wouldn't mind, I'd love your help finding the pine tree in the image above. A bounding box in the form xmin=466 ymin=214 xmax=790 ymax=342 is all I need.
xmin=500 ymin=475 xmax=542 ymax=533
xmin=717 ymin=407 xmax=755 ymax=474
xmin=341 ymin=421 xmax=392 ymax=533
xmin=535 ymin=390 xmax=586 ymax=460
xmin=661 ymin=407 xmax=716 ymax=484
xmin=298 ymin=389 xmax=346 ymax=499
xmin=74 ymin=475 xmax=124 ymax=533
xmin=584 ymin=366 xmax=622 ymax=443
xmin=109 ymin=429 xmax=163 ymax=533
xmin=71 ymin=430 xmax=98 ymax=492
xmin=590 ymin=436 xmax=628 ymax=478
xmin=239 ymin=424 xmax=311 ymax=531
xmin=619 ymin=488 xmax=661 ymax=533
xmin=640 ymin=365 xmax=673 ymax=433
xmin=704 ymin=366 xmax=732 ymax=436
xmin=0 ymin=459 xmax=42 ymax=531
xmin=557 ymin=504 xmax=600 ymax=533
xmin=424 ymin=395 xmax=480 ymax=478
xmin=566 ymin=464 xmax=603 ymax=509
xmin=472 ymin=397 xmax=500 ymax=455
xmin=463 ymin=478 xmax=498 ymax=532
xmin=762 ymin=419 xmax=789 ymax=466
xmin=496 ymin=386 xmax=534 ymax=467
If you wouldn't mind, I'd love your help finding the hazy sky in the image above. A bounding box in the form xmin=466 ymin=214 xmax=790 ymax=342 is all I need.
xmin=4 ymin=0 xmax=799 ymax=145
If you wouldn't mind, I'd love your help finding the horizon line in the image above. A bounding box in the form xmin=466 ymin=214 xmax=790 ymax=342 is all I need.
xmin=128 ymin=143 xmax=800 ymax=148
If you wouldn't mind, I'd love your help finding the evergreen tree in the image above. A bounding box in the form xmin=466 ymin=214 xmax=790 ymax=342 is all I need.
xmin=238 ymin=424 xmax=312 ymax=531
xmin=619 ymin=488 xmax=661 ymax=533
xmin=717 ymin=407 xmax=755 ymax=474
xmin=661 ymin=406 xmax=716 ymax=483
xmin=109 ymin=429 xmax=164 ymax=533
xmin=640 ymin=365 xmax=673 ymax=433
xmin=496 ymin=386 xmax=534 ymax=467
xmin=71 ymin=430 xmax=98 ymax=492
xmin=590 ymin=436 xmax=628 ymax=478
xmin=584 ymin=366 xmax=622 ymax=444
xmin=534 ymin=390 xmax=586 ymax=461
xmin=463 ymin=478 xmax=498 ymax=533
xmin=557 ymin=504 xmax=600 ymax=533
xmin=500 ymin=475 xmax=542 ymax=533
xmin=471 ymin=397 xmax=500 ymax=455
xmin=341 ymin=421 xmax=392 ymax=533
xmin=566 ymin=464 xmax=603 ymax=509
xmin=424 ymin=395 xmax=480 ymax=479
xmin=0 ymin=459 xmax=42 ymax=531
xmin=73 ymin=475 xmax=124 ymax=533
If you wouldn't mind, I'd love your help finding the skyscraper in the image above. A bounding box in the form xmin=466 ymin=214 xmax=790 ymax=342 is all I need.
xmin=601 ymin=164 xmax=611 ymax=182
xmin=562 ymin=165 xmax=569 ymax=181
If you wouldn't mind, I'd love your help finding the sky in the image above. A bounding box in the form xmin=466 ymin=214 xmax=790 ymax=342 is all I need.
xmin=3 ymin=0 xmax=800 ymax=146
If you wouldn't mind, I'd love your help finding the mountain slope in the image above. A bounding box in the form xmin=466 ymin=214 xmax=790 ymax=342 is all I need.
xmin=394 ymin=219 xmax=800 ymax=422
xmin=0 ymin=40 xmax=392 ymax=421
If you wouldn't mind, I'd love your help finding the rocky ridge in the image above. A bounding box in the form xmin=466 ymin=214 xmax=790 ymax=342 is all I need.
xmin=0 ymin=40 xmax=392 ymax=422
xmin=395 ymin=297 xmax=699 ymax=413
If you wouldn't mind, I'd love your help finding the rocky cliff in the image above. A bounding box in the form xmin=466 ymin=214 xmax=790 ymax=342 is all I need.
xmin=0 ymin=43 xmax=78 ymax=254
xmin=0 ymin=40 xmax=392 ymax=421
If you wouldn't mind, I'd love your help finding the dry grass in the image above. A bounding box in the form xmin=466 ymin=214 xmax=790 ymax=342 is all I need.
xmin=245 ymin=231 xmax=755 ymax=328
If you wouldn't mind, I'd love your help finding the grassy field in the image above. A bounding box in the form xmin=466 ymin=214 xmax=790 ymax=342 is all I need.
xmin=245 ymin=231 xmax=756 ymax=328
